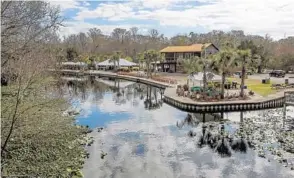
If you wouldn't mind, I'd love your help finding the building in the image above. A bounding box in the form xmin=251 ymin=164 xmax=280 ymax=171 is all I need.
xmin=158 ymin=43 xmax=219 ymax=73
xmin=95 ymin=58 xmax=138 ymax=70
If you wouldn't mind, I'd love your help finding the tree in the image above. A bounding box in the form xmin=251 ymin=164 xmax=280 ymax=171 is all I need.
xmin=109 ymin=51 xmax=121 ymax=71
xmin=129 ymin=27 xmax=138 ymax=42
xmin=66 ymin=47 xmax=78 ymax=61
xmin=181 ymin=57 xmax=200 ymax=74
xmin=1 ymin=2 xmax=90 ymax=176
xmin=1 ymin=1 xmax=63 ymax=80
xmin=142 ymin=50 xmax=163 ymax=78
xmin=111 ymin=28 xmax=127 ymax=44
xmin=236 ymin=49 xmax=252 ymax=98
xmin=214 ymin=47 xmax=238 ymax=99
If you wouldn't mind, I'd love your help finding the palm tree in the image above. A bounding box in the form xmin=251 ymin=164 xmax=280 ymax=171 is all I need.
xmin=143 ymin=50 xmax=163 ymax=78
xmin=182 ymin=56 xmax=199 ymax=74
xmin=214 ymin=48 xmax=237 ymax=99
xmin=109 ymin=55 xmax=117 ymax=70
xmin=236 ymin=49 xmax=251 ymax=98
xmin=110 ymin=51 xmax=121 ymax=71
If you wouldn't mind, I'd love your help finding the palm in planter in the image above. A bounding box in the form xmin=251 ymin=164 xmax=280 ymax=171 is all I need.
xmin=236 ymin=46 xmax=261 ymax=98
xmin=213 ymin=47 xmax=238 ymax=99
xmin=236 ymin=49 xmax=252 ymax=98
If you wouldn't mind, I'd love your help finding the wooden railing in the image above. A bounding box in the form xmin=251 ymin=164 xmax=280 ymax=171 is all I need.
xmin=117 ymin=72 xmax=177 ymax=85
xmin=151 ymin=76 xmax=177 ymax=85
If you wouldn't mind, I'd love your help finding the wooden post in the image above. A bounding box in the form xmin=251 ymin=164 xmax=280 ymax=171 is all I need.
xmin=203 ymin=113 xmax=206 ymax=123
xmin=283 ymin=103 xmax=286 ymax=129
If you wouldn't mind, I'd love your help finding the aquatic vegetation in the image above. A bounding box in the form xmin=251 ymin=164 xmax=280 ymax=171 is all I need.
xmin=230 ymin=108 xmax=294 ymax=169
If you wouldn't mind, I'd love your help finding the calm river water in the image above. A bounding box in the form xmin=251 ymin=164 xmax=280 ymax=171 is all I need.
xmin=58 ymin=76 xmax=294 ymax=178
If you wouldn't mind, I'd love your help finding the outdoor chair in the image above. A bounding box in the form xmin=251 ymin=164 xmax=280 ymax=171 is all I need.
xmin=232 ymin=81 xmax=238 ymax=89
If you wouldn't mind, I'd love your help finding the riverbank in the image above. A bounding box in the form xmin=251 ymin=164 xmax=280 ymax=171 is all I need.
xmin=52 ymin=69 xmax=294 ymax=112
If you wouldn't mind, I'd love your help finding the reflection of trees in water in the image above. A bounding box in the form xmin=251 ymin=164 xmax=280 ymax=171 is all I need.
xmin=56 ymin=76 xmax=109 ymax=103
xmin=110 ymin=81 xmax=164 ymax=110
xmin=177 ymin=114 xmax=200 ymax=128
xmin=179 ymin=112 xmax=250 ymax=157
xmin=143 ymin=85 xmax=163 ymax=110
xmin=56 ymin=76 xmax=165 ymax=110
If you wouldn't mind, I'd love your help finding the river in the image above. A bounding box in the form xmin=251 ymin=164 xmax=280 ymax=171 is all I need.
xmin=58 ymin=76 xmax=294 ymax=178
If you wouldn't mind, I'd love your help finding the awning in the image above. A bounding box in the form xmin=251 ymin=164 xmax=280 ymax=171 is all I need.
xmin=96 ymin=58 xmax=138 ymax=67
xmin=61 ymin=62 xmax=87 ymax=66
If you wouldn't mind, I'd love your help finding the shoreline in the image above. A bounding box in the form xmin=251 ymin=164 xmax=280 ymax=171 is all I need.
xmin=51 ymin=69 xmax=294 ymax=112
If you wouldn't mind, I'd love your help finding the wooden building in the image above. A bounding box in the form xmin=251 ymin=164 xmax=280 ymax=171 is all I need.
xmin=158 ymin=43 xmax=219 ymax=73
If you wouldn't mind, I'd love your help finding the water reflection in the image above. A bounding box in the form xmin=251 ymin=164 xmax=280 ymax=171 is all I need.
xmin=55 ymin=77 xmax=294 ymax=178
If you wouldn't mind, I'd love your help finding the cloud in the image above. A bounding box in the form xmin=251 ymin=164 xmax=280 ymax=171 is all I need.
xmin=53 ymin=0 xmax=294 ymax=39
xmin=58 ymin=21 xmax=149 ymax=37
xmin=47 ymin=0 xmax=82 ymax=11
xmin=75 ymin=2 xmax=135 ymax=21
xmin=83 ymin=99 xmax=294 ymax=178
xmin=131 ymin=0 xmax=294 ymax=39
xmin=74 ymin=0 xmax=190 ymax=21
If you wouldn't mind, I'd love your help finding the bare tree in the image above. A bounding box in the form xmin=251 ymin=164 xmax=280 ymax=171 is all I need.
xmin=1 ymin=1 xmax=63 ymax=69
xmin=1 ymin=0 xmax=64 ymax=163
xmin=111 ymin=28 xmax=127 ymax=44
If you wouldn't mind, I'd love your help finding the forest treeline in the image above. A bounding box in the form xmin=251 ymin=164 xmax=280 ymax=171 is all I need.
xmin=60 ymin=27 xmax=294 ymax=72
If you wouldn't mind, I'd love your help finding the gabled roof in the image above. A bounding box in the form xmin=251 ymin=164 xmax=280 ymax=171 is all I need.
xmin=160 ymin=43 xmax=218 ymax=53
xmin=96 ymin=58 xmax=138 ymax=67
xmin=61 ymin=62 xmax=87 ymax=66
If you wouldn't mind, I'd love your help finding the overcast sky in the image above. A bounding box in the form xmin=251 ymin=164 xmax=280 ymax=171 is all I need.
xmin=49 ymin=0 xmax=294 ymax=40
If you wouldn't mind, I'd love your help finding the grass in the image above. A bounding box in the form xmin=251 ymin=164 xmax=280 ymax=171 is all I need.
xmin=228 ymin=77 xmax=277 ymax=97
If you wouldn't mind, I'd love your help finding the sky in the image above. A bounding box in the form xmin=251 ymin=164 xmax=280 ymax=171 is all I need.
xmin=49 ymin=0 xmax=294 ymax=40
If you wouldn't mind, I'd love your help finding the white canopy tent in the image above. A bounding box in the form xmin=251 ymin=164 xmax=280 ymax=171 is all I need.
xmin=96 ymin=58 xmax=138 ymax=68
xmin=187 ymin=72 xmax=222 ymax=87
xmin=61 ymin=62 xmax=87 ymax=66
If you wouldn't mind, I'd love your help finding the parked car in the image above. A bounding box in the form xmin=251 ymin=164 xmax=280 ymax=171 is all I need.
xmin=234 ymin=71 xmax=252 ymax=76
xmin=269 ymin=70 xmax=286 ymax=77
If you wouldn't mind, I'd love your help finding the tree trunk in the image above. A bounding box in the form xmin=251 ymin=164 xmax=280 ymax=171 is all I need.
xmin=113 ymin=61 xmax=116 ymax=71
xmin=203 ymin=66 xmax=207 ymax=90
xmin=240 ymin=63 xmax=246 ymax=98
xmin=240 ymin=111 xmax=244 ymax=123
xmin=203 ymin=65 xmax=207 ymax=99
xmin=257 ymin=65 xmax=262 ymax=74
xmin=221 ymin=72 xmax=225 ymax=99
